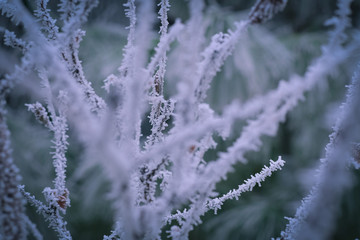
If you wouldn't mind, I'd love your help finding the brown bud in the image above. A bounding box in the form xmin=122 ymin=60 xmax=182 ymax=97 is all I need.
xmin=57 ymin=189 xmax=69 ymax=210
xmin=189 ymin=145 xmax=196 ymax=153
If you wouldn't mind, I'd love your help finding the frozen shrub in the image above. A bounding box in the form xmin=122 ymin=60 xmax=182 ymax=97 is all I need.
xmin=0 ymin=0 xmax=359 ymax=239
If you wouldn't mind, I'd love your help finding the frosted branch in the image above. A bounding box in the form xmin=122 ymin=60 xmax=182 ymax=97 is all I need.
xmin=0 ymin=0 xmax=21 ymax=25
xmin=248 ymin=0 xmax=288 ymax=24
xmin=158 ymin=0 xmax=170 ymax=37
xmin=60 ymin=29 xmax=106 ymax=114
xmin=34 ymin=0 xmax=59 ymax=40
xmin=280 ymin=2 xmax=358 ymax=238
xmin=194 ymin=0 xmax=287 ymax=103
xmin=58 ymin=0 xmax=76 ymax=23
xmin=26 ymin=94 xmax=70 ymax=206
xmin=282 ymin=61 xmax=360 ymax=240
xmin=19 ymin=186 xmax=72 ymax=240
xmin=165 ymin=157 xmax=285 ymax=239
xmin=147 ymin=21 xmax=184 ymax=78
xmin=60 ymin=0 xmax=99 ymax=34
xmin=142 ymin=2 xmax=183 ymax=198
xmin=51 ymin=113 xmax=70 ymax=197
xmin=171 ymin=0 xmax=205 ymax=128
xmin=194 ymin=21 xmax=249 ymax=103
xmin=25 ymin=102 xmax=53 ymax=129
xmin=118 ymin=0 xmax=136 ymax=79
xmin=146 ymin=98 xmax=175 ymax=147
xmin=3 ymin=30 xmax=29 ymax=53
xmin=208 ymin=156 xmax=285 ymax=213
xmin=324 ymin=0 xmax=352 ymax=52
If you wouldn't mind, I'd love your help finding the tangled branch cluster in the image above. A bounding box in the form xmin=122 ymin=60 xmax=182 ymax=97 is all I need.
xmin=0 ymin=0 xmax=359 ymax=239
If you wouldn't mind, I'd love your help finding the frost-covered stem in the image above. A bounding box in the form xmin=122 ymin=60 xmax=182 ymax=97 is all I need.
xmin=248 ymin=0 xmax=288 ymax=24
xmin=34 ymin=0 xmax=59 ymax=40
xmin=117 ymin=0 xmax=142 ymax=149
xmin=207 ymin=157 xmax=285 ymax=213
xmin=2 ymin=28 xmax=35 ymax=88
xmin=50 ymin=92 xmax=69 ymax=201
xmin=60 ymin=31 xmax=106 ymax=114
xmin=282 ymin=62 xmax=360 ymax=240
xmin=146 ymin=98 xmax=175 ymax=147
xmin=61 ymin=0 xmax=99 ymax=34
xmin=118 ymin=0 xmax=136 ymax=78
xmin=194 ymin=0 xmax=288 ymax=103
xmin=105 ymin=0 xmax=140 ymax=144
xmin=166 ymin=157 xmax=285 ymax=237
xmin=139 ymin=0 xmax=176 ymax=203
xmin=324 ymin=0 xmax=352 ymax=52
xmin=136 ymin=157 xmax=169 ymax=205
xmin=194 ymin=21 xmax=249 ymax=103
xmin=0 ymin=79 xmax=27 ymax=240
xmin=152 ymin=0 xmax=170 ymax=95
xmin=150 ymin=0 xmax=170 ymax=96
xmin=158 ymin=0 xmax=170 ymax=37
xmin=146 ymin=21 xmax=184 ymax=78
xmin=51 ymin=114 xmax=69 ymax=195
xmin=25 ymin=103 xmax=69 ymax=197
xmin=280 ymin=2 xmax=358 ymax=237
xmin=133 ymin=0 xmax=156 ymax=145
xmin=26 ymin=102 xmax=53 ymax=128
xmin=19 ymin=186 xmax=72 ymax=240
xmin=58 ymin=0 xmax=76 ymax=23
xmin=23 ymin=89 xmax=71 ymax=235
xmin=146 ymin=0 xmax=176 ymax=148
xmin=173 ymin=0 xmax=205 ymax=128
xmin=103 ymin=0 xmax=156 ymax=96
xmin=148 ymin=0 xmax=171 ymax=108
xmin=50 ymin=119 xmax=70 ymax=211
xmin=38 ymin=69 xmax=57 ymax=119
xmin=141 ymin=98 xmax=174 ymax=202
xmin=3 ymin=30 xmax=30 ymax=54
xmin=25 ymin=74 xmax=70 ymax=209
